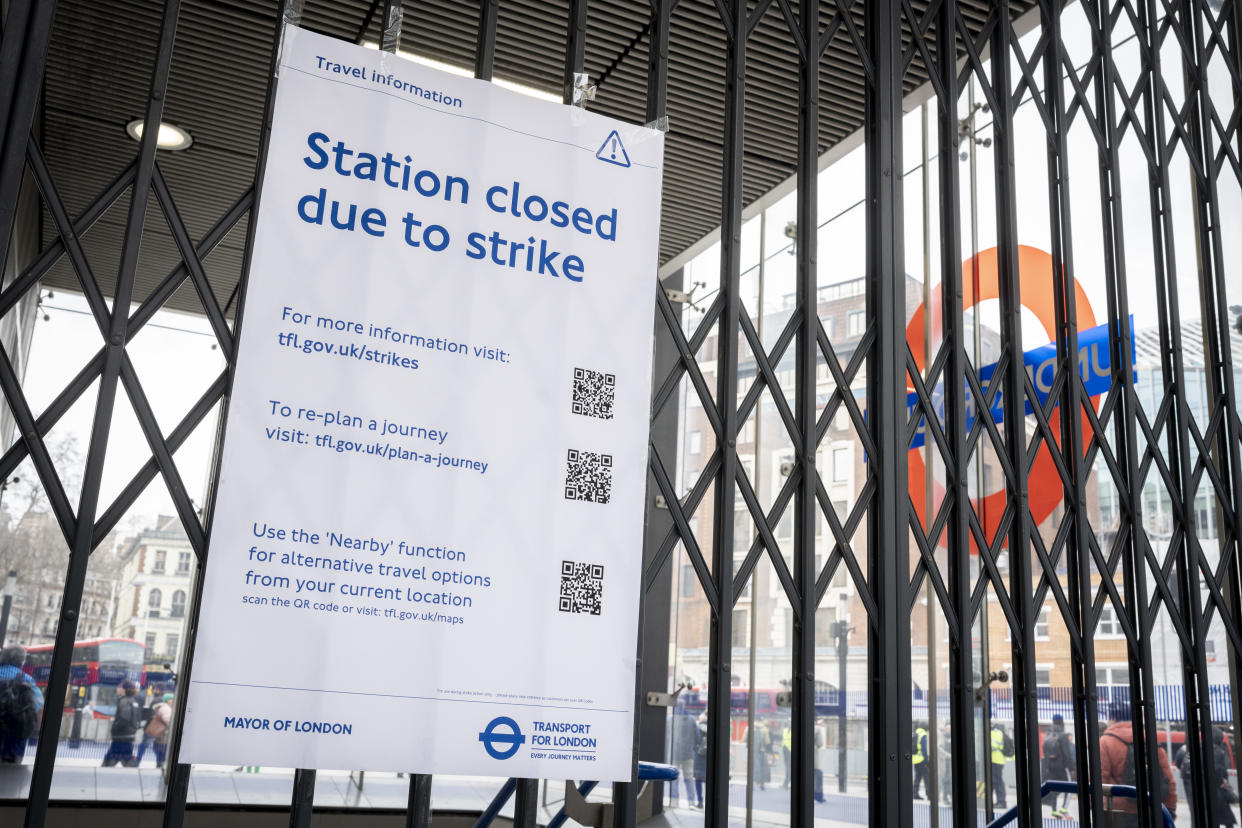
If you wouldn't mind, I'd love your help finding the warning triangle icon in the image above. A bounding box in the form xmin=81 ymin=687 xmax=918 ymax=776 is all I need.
xmin=595 ymin=130 xmax=631 ymax=167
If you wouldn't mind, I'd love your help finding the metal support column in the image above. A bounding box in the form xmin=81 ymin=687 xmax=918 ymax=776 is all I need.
xmin=23 ymin=3 xmax=179 ymax=826
xmin=934 ymin=3 xmax=980 ymax=824
xmin=612 ymin=4 xmax=674 ymax=826
xmin=1183 ymin=0 xmax=1242 ymax=822
xmin=406 ymin=773 xmax=433 ymax=828
xmin=988 ymin=5 xmax=1039 ymax=825
xmin=474 ymin=0 xmax=498 ymax=81
xmin=1087 ymin=0 xmax=1163 ymax=823
xmin=1033 ymin=3 xmax=1107 ymax=825
xmin=514 ymin=777 xmax=538 ymax=828
xmin=562 ymin=0 xmax=588 ymax=105
xmin=864 ymin=3 xmax=912 ymax=827
xmin=704 ymin=1 xmax=744 ymax=825
xmin=161 ymin=3 xmax=305 ymax=827
xmin=791 ymin=0 xmax=820 ymax=824
xmin=290 ymin=768 xmax=316 ymax=828
xmin=0 ymin=0 xmax=54 ymax=279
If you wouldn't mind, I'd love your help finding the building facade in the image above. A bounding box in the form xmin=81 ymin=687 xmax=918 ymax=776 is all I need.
xmin=111 ymin=515 xmax=194 ymax=666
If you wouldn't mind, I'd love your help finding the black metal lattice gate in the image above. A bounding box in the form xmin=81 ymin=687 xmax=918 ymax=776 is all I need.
xmin=0 ymin=0 xmax=1240 ymax=827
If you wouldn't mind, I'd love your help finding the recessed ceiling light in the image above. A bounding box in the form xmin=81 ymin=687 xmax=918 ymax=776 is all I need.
xmin=125 ymin=119 xmax=193 ymax=151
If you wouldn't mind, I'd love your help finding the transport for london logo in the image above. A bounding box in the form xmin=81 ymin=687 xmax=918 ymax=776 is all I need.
xmin=479 ymin=716 xmax=525 ymax=760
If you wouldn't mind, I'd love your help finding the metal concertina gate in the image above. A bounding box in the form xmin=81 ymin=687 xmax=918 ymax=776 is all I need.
xmin=0 ymin=0 xmax=1240 ymax=827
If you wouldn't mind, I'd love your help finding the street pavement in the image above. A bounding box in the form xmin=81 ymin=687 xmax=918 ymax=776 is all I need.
xmin=1 ymin=739 xmax=1238 ymax=827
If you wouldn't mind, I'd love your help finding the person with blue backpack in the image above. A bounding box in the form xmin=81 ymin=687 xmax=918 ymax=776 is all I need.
xmin=0 ymin=645 xmax=43 ymax=764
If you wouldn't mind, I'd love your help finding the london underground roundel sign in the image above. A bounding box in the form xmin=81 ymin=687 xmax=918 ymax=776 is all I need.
xmin=905 ymin=245 xmax=1100 ymax=550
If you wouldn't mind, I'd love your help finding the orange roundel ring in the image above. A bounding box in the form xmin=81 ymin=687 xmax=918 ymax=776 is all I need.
xmin=904 ymin=245 xmax=1098 ymax=551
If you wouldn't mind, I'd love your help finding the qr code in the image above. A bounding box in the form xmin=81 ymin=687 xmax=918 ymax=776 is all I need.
xmin=572 ymin=367 xmax=616 ymax=420
xmin=564 ymin=448 xmax=613 ymax=504
xmin=559 ymin=561 xmax=604 ymax=615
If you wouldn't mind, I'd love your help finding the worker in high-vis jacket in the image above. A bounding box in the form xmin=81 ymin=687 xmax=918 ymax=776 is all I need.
xmin=991 ymin=724 xmax=1015 ymax=809
xmin=912 ymin=722 xmax=930 ymax=799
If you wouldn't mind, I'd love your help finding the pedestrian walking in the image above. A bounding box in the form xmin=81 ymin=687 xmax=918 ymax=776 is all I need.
xmin=814 ymin=719 xmax=826 ymax=803
xmin=755 ymin=719 xmax=771 ymax=791
xmin=668 ymin=705 xmax=699 ymax=806
xmin=1174 ymin=741 xmax=1195 ymax=822
xmin=691 ymin=713 xmax=707 ymax=808
xmin=940 ymin=724 xmax=953 ymax=806
xmin=1211 ymin=727 xmax=1238 ymax=826
xmin=912 ymin=721 xmax=930 ymax=800
xmin=102 ymin=680 xmax=142 ymax=767
xmin=1099 ymin=702 xmax=1177 ymax=824
xmin=990 ymin=724 xmax=1014 ymax=810
xmin=1041 ymin=714 xmax=1074 ymax=818
xmin=146 ymin=694 xmax=174 ymax=768
xmin=135 ymin=692 xmax=157 ymax=766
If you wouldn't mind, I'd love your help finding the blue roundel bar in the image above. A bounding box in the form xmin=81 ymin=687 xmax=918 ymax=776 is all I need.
xmin=477 ymin=716 xmax=525 ymax=761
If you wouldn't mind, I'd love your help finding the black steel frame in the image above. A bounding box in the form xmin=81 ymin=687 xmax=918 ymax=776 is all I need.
xmin=0 ymin=1 xmax=1239 ymax=827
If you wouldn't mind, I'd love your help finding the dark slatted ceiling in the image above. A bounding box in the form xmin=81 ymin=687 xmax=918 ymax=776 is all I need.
xmin=36 ymin=0 xmax=1034 ymax=315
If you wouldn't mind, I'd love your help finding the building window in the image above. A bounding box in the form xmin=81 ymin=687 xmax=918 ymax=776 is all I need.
xmin=145 ymin=633 xmax=157 ymax=652
xmin=681 ymin=565 xmax=697 ymax=598
xmin=177 ymin=551 xmax=192 ymax=575
xmin=738 ymin=457 xmax=755 ymax=496
xmin=171 ymin=590 xmax=186 ymax=618
xmin=833 ymin=447 xmax=851 ymax=483
xmin=847 ymin=310 xmax=865 ymax=337
xmin=732 ymin=609 xmax=749 ymax=648
xmin=834 ymin=406 xmax=849 ymax=432
xmin=831 ymin=565 xmax=848 ymax=590
xmin=777 ymin=509 xmax=793 ymax=541
xmin=153 ymin=550 xmax=166 ymax=574
xmin=1096 ymin=664 xmax=1129 ymax=705
xmin=1035 ymin=608 xmax=1049 ymax=640
xmin=166 ymin=634 xmax=179 ymax=660
xmin=733 ymin=557 xmax=753 ymax=599
xmin=823 ymin=316 xmax=836 ymax=339
xmin=733 ymin=512 xmax=754 ymax=551
xmin=148 ymin=588 xmax=162 ymax=618
xmin=1099 ymin=605 xmax=1123 ymax=638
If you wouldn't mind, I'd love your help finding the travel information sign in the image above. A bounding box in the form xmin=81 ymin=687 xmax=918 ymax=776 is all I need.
xmin=180 ymin=25 xmax=664 ymax=781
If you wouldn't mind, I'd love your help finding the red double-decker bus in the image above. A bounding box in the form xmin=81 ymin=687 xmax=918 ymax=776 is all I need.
xmin=22 ymin=638 xmax=146 ymax=716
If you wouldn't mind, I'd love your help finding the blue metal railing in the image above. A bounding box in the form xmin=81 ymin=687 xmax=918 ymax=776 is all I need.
xmin=475 ymin=761 xmax=678 ymax=828
xmin=473 ymin=778 xmax=518 ymax=828
xmin=545 ymin=781 xmax=598 ymax=828
xmin=985 ymin=780 xmax=1175 ymax=828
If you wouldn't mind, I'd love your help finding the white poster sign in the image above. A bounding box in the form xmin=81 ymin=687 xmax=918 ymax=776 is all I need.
xmin=180 ymin=25 xmax=663 ymax=782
